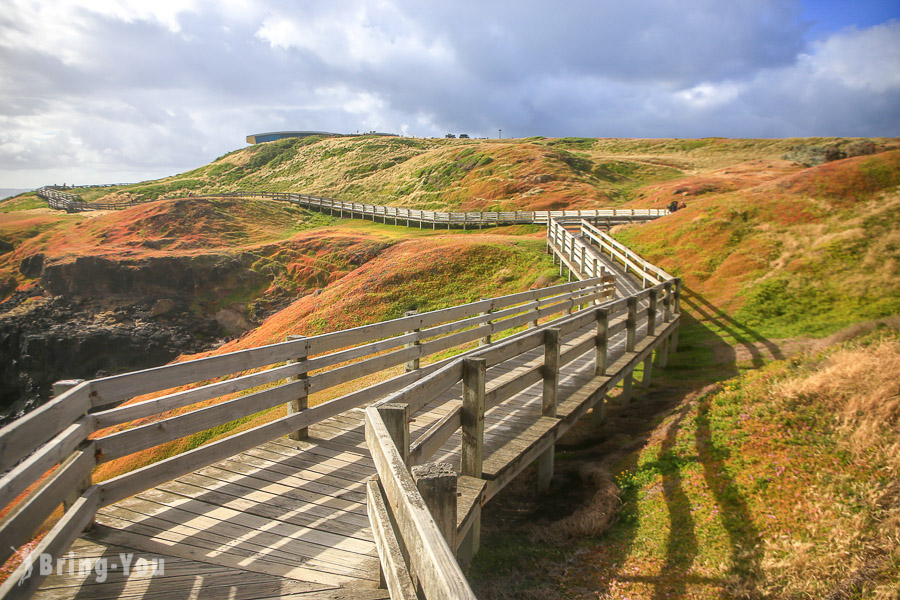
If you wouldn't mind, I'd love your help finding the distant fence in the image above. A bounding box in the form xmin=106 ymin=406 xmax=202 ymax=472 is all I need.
xmin=36 ymin=186 xmax=669 ymax=227
xmin=35 ymin=187 xmax=146 ymax=212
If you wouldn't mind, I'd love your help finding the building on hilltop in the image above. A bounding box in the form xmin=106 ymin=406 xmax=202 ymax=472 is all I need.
xmin=246 ymin=130 xmax=399 ymax=144
xmin=246 ymin=131 xmax=339 ymax=144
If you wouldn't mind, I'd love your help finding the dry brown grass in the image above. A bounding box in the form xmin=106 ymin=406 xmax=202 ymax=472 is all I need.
xmin=765 ymin=335 xmax=900 ymax=599
xmin=781 ymin=335 xmax=900 ymax=459
xmin=527 ymin=464 xmax=621 ymax=544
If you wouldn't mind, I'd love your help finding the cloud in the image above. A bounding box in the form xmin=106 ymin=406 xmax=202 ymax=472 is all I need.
xmin=0 ymin=1 xmax=897 ymax=188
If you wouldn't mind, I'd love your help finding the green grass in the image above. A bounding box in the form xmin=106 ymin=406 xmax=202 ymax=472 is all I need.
xmin=0 ymin=194 xmax=45 ymax=212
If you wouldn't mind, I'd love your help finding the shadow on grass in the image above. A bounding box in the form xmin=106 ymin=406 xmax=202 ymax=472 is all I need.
xmin=682 ymin=286 xmax=784 ymax=368
xmin=469 ymin=287 xmax=779 ymax=598
xmin=694 ymin=397 xmax=763 ymax=595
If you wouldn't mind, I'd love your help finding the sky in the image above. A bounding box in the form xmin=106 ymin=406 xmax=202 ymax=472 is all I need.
xmin=1 ymin=1 xmax=898 ymax=189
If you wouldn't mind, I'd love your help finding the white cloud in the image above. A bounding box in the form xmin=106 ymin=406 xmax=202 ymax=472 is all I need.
xmin=0 ymin=1 xmax=897 ymax=188
xmin=804 ymin=20 xmax=900 ymax=93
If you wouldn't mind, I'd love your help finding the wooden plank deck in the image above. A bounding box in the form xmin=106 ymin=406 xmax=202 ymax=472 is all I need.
xmin=31 ymin=254 xmax=649 ymax=600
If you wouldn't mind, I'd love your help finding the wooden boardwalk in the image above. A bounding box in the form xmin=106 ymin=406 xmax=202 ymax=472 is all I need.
xmin=3 ymin=219 xmax=679 ymax=600
xmin=31 ymin=286 xmax=635 ymax=599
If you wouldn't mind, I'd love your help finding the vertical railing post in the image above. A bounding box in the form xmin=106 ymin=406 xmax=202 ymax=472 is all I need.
xmin=461 ymin=358 xmax=485 ymax=479
xmin=459 ymin=357 xmax=485 ymax=564
xmin=479 ymin=300 xmax=492 ymax=346
xmin=404 ymin=311 xmax=421 ymax=372
xmin=377 ymin=403 xmax=410 ymax=466
xmin=647 ymin=288 xmax=658 ymax=338
xmin=626 ymin=296 xmax=637 ymax=352
xmin=286 ymin=335 xmax=309 ymax=441
xmin=538 ymin=329 xmax=560 ymax=492
xmin=411 ymin=463 xmax=458 ymax=555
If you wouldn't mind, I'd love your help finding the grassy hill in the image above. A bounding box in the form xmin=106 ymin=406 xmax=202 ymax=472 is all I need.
xmin=45 ymin=135 xmax=899 ymax=212
xmin=615 ymin=149 xmax=900 ymax=338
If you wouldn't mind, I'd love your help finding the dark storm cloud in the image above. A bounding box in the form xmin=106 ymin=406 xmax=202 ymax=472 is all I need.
xmin=1 ymin=0 xmax=897 ymax=188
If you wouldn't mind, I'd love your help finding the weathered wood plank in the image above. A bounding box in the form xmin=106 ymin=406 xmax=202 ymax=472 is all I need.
xmin=89 ymin=339 xmax=309 ymax=409
xmin=0 ymin=382 xmax=92 ymax=474
xmin=408 ymin=405 xmax=462 ymax=467
xmin=366 ymin=478 xmax=417 ymax=600
xmin=96 ymin=381 xmax=305 ymax=462
xmin=0 ymin=444 xmax=95 ymax=568
xmin=0 ymin=486 xmax=99 ymax=600
xmin=0 ymin=417 xmax=90 ymax=513
xmin=364 ymin=408 xmax=477 ymax=600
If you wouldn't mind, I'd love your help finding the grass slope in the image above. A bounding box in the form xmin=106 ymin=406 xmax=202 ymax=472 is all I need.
xmin=571 ymin=323 xmax=899 ymax=599
xmin=468 ymin=321 xmax=900 ymax=600
xmin=614 ymin=150 xmax=900 ymax=338
xmin=62 ymin=136 xmax=898 ymax=213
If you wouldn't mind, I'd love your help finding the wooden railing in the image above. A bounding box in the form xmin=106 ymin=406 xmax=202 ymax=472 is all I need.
xmin=35 ymin=187 xmax=145 ymax=212
xmin=37 ymin=185 xmax=669 ymax=226
xmin=364 ymin=275 xmax=680 ymax=598
xmin=579 ymin=220 xmax=675 ymax=288
xmin=223 ymin=191 xmax=668 ymax=228
xmin=546 ymin=217 xmax=613 ymax=281
xmin=0 ymin=276 xmax=615 ymax=598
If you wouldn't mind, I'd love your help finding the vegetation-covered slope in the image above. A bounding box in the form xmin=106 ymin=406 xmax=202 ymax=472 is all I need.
xmin=2 ymin=136 xmax=899 ymax=595
xmin=615 ymin=149 xmax=900 ymax=337
xmin=471 ymin=321 xmax=900 ymax=599
xmin=52 ymin=135 xmax=898 ymax=212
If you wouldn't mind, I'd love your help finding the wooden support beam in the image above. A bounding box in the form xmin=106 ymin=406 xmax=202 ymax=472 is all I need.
xmin=285 ymin=335 xmax=309 ymax=441
xmin=590 ymin=396 xmax=605 ymax=429
xmin=461 ymin=358 xmax=485 ymax=479
xmin=658 ymin=334 xmax=669 ymax=368
xmin=411 ymin=462 xmax=457 ymax=554
xmin=642 ymin=354 xmax=653 ymax=388
xmin=595 ymin=308 xmax=609 ymax=376
xmin=378 ymin=403 xmax=410 ymax=467
xmin=626 ymin=296 xmax=637 ymax=352
xmin=542 ymin=328 xmax=560 ymax=419
xmin=621 ymin=371 xmax=633 ymax=403
xmin=404 ymin=310 xmax=421 ymax=372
